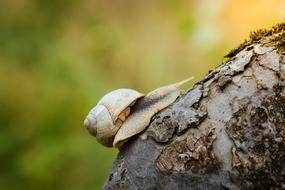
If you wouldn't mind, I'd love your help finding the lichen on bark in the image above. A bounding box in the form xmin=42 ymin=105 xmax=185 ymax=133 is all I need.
xmin=103 ymin=23 xmax=285 ymax=190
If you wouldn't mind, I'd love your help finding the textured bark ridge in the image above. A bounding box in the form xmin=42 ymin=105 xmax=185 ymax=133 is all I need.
xmin=103 ymin=23 xmax=285 ymax=190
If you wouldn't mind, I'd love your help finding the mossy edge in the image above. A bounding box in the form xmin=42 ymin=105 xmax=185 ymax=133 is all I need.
xmin=225 ymin=22 xmax=285 ymax=58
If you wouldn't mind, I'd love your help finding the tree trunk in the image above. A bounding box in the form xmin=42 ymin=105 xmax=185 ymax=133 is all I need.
xmin=103 ymin=23 xmax=285 ymax=190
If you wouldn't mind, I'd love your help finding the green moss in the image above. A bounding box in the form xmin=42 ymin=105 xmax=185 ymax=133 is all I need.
xmin=225 ymin=22 xmax=285 ymax=58
xmin=270 ymin=29 xmax=285 ymax=52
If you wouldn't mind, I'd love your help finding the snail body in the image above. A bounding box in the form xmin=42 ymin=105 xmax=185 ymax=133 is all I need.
xmin=84 ymin=77 xmax=194 ymax=148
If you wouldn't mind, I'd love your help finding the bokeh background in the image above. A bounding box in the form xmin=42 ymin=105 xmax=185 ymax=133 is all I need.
xmin=0 ymin=0 xmax=284 ymax=189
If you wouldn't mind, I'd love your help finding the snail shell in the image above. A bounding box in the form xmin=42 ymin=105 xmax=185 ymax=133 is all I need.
xmin=84 ymin=77 xmax=194 ymax=148
xmin=84 ymin=89 xmax=143 ymax=147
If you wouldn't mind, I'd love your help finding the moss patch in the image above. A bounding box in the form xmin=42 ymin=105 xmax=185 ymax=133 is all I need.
xmin=225 ymin=22 xmax=285 ymax=58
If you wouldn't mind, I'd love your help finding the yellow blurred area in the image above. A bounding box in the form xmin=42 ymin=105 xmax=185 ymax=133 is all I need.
xmin=0 ymin=0 xmax=284 ymax=189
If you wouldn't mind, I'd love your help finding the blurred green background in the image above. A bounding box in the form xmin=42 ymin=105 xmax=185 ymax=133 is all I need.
xmin=0 ymin=0 xmax=284 ymax=189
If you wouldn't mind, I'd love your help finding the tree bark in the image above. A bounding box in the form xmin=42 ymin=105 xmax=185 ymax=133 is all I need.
xmin=103 ymin=24 xmax=285 ymax=190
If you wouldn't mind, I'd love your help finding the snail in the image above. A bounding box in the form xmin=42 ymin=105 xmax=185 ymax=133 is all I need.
xmin=84 ymin=77 xmax=194 ymax=148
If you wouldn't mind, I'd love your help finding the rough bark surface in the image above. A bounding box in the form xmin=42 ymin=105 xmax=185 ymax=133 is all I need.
xmin=103 ymin=24 xmax=285 ymax=190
